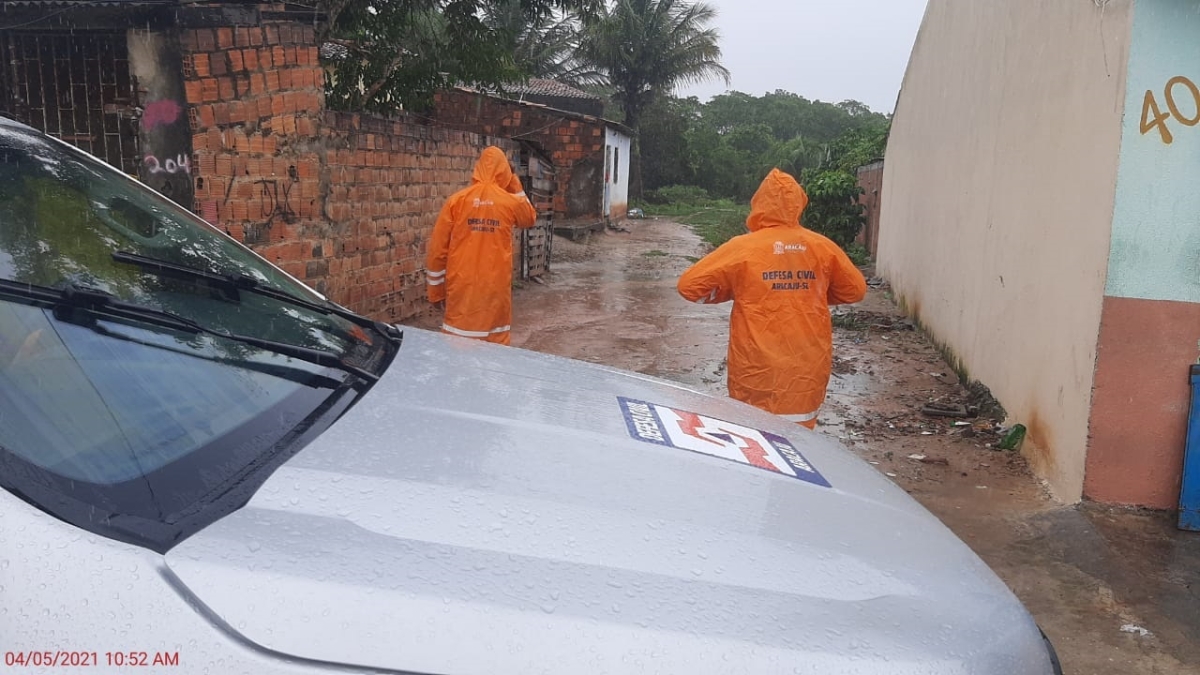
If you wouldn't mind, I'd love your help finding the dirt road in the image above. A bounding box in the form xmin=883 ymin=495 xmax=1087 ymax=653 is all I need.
xmin=501 ymin=219 xmax=1200 ymax=674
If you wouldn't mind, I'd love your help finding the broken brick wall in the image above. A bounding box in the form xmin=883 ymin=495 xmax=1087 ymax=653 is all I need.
xmin=431 ymin=89 xmax=606 ymax=222
xmin=178 ymin=18 xmax=513 ymax=324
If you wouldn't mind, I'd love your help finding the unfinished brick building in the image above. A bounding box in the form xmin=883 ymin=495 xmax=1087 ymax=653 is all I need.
xmin=432 ymin=81 xmax=632 ymax=237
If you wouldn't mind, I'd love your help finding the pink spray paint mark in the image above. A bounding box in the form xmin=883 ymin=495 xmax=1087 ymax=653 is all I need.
xmin=142 ymin=100 xmax=181 ymax=130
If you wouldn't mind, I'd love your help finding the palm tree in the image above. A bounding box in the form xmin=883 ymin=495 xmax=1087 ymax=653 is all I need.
xmin=578 ymin=0 xmax=730 ymax=197
xmin=484 ymin=1 xmax=605 ymax=88
xmin=761 ymin=135 xmax=827 ymax=181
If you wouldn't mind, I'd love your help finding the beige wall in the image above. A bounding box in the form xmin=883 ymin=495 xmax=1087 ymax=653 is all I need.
xmin=877 ymin=0 xmax=1133 ymax=501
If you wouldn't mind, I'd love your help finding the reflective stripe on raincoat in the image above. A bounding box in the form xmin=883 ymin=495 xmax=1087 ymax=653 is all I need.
xmin=426 ymin=146 xmax=537 ymax=345
xmin=677 ymin=169 xmax=867 ymax=428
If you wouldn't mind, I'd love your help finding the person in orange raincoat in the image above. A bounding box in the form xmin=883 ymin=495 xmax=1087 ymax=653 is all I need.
xmin=677 ymin=169 xmax=867 ymax=428
xmin=426 ymin=147 xmax=537 ymax=345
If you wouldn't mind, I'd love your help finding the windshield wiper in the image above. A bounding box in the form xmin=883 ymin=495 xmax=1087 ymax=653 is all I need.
xmin=111 ymin=251 xmax=403 ymax=345
xmin=0 ymin=279 xmax=380 ymax=384
xmin=82 ymin=319 xmax=346 ymax=390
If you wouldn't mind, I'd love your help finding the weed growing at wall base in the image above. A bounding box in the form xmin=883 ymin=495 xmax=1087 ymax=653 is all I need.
xmin=845 ymin=242 xmax=871 ymax=266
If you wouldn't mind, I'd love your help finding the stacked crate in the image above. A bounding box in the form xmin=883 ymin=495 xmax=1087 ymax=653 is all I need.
xmin=513 ymin=150 xmax=556 ymax=280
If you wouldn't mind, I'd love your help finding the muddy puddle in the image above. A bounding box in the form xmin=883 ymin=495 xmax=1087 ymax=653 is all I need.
xmin=509 ymin=221 xmax=731 ymax=397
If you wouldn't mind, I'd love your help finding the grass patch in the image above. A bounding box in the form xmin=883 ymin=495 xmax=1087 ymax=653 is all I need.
xmin=640 ymin=185 xmax=873 ymax=258
xmin=639 ymin=186 xmax=749 ymax=248
xmin=689 ymin=210 xmax=750 ymax=248
xmin=844 ymin=242 xmax=871 ymax=266
xmin=642 ymin=249 xmax=669 ymax=257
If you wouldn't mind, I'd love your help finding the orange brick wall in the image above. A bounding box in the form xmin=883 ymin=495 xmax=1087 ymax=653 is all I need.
xmin=179 ymin=21 xmax=513 ymax=324
xmin=319 ymin=112 xmax=505 ymax=321
xmin=432 ymin=89 xmax=606 ymax=220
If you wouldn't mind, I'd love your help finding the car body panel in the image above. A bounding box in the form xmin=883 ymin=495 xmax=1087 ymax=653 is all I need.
xmin=157 ymin=328 xmax=1053 ymax=674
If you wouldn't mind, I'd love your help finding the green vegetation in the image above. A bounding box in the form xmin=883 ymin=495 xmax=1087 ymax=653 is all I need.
xmin=641 ymin=186 xmax=748 ymax=247
xmin=319 ymin=0 xmax=600 ymax=112
xmin=635 ymin=90 xmax=888 ymax=255
xmin=639 ymin=91 xmax=888 ymax=203
xmin=690 ymin=211 xmax=748 ymax=248
xmin=318 ymin=0 xmax=727 ymax=133
xmin=315 ymin=0 xmax=885 ymax=258
xmin=579 ymin=0 xmax=729 ymax=197
xmin=487 ymin=1 xmax=603 ymax=88
xmin=844 ymin=242 xmax=871 ymax=267
xmin=800 ymin=169 xmax=866 ymax=249
xmin=642 ymin=249 xmax=669 ymax=257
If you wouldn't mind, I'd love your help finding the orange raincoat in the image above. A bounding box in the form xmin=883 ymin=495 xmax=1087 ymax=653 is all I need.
xmin=677 ymin=169 xmax=867 ymax=428
xmin=426 ymin=147 xmax=537 ymax=345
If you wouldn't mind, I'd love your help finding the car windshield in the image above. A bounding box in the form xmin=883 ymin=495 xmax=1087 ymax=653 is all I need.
xmin=0 ymin=120 xmax=396 ymax=551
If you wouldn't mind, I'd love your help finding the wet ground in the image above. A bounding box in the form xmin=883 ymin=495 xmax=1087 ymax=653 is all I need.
xmin=413 ymin=218 xmax=1200 ymax=673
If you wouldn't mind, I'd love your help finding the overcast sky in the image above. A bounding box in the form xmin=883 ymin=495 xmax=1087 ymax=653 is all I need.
xmin=674 ymin=0 xmax=929 ymax=114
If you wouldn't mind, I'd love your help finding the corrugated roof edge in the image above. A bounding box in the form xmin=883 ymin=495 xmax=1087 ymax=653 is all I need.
xmin=502 ymin=78 xmax=598 ymax=100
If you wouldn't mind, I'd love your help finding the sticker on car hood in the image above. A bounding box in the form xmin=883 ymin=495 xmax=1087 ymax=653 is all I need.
xmin=618 ymin=397 xmax=831 ymax=487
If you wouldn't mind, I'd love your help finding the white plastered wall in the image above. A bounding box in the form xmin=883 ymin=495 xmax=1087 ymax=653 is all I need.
xmin=876 ymin=0 xmax=1134 ymax=500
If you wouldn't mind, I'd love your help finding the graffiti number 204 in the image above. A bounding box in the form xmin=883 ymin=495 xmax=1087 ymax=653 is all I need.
xmin=1140 ymin=75 xmax=1200 ymax=145
xmin=144 ymin=154 xmax=192 ymax=175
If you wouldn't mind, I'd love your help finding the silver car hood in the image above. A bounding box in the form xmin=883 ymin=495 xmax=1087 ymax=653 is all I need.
xmin=165 ymin=328 xmax=1052 ymax=674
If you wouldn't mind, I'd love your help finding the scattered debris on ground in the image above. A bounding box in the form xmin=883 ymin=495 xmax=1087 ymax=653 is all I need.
xmin=1120 ymin=623 xmax=1154 ymax=638
xmin=922 ymin=402 xmax=969 ymax=418
xmin=831 ymin=307 xmax=916 ymax=332
xmin=832 ymin=356 xmax=857 ymax=375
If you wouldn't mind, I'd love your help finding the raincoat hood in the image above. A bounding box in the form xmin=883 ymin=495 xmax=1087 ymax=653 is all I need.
xmin=471 ymin=146 xmax=516 ymax=186
xmin=746 ymin=168 xmax=809 ymax=232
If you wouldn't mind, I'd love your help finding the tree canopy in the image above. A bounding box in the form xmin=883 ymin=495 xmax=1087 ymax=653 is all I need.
xmin=577 ymin=0 xmax=728 ymax=129
xmin=577 ymin=0 xmax=729 ymax=196
xmin=318 ymin=0 xmax=600 ymax=112
xmin=482 ymin=0 xmax=604 ymax=88
xmin=641 ymin=90 xmax=890 ymax=202
xmin=315 ymin=0 xmax=889 ymax=249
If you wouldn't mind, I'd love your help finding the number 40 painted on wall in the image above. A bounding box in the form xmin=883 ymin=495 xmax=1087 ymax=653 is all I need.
xmin=1141 ymin=75 xmax=1200 ymax=145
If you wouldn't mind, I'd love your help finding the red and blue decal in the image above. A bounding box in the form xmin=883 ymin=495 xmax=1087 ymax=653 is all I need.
xmin=618 ymin=397 xmax=831 ymax=487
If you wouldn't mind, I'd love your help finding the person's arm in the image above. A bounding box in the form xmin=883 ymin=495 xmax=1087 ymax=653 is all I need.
xmin=677 ymin=241 xmax=739 ymax=305
xmin=507 ymin=174 xmax=537 ymax=229
xmin=826 ymin=246 xmax=868 ymax=306
xmin=425 ymin=200 xmax=455 ymax=304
